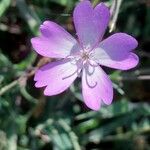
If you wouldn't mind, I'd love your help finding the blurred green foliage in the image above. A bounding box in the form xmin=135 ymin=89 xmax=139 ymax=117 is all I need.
xmin=0 ymin=0 xmax=150 ymax=149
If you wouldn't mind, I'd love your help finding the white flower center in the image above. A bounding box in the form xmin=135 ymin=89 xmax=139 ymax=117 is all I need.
xmin=62 ymin=49 xmax=96 ymax=81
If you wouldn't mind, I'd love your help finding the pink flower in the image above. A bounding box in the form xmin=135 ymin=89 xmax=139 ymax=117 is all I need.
xmin=31 ymin=0 xmax=139 ymax=110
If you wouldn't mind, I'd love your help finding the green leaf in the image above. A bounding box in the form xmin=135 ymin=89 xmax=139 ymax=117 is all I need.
xmin=0 ymin=0 xmax=11 ymax=19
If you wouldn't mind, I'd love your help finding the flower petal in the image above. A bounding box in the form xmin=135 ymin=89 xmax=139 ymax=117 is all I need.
xmin=73 ymin=1 xmax=110 ymax=49
xmin=34 ymin=59 xmax=79 ymax=95
xmin=99 ymin=53 xmax=139 ymax=70
xmin=93 ymin=33 xmax=138 ymax=59
xmin=92 ymin=33 xmax=139 ymax=70
xmin=82 ymin=62 xmax=113 ymax=111
xmin=31 ymin=21 xmax=79 ymax=58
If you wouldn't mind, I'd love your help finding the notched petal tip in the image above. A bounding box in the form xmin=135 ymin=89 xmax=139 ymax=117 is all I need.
xmin=82 ymin=64 xmax=113 ymax=111
xmin=34 ymin=60 xmax=78 ymax=96
xmin=74 ymin=0 xmax=110 ymax=48
xmin=31 ymin=20 xmax=78 ymax=58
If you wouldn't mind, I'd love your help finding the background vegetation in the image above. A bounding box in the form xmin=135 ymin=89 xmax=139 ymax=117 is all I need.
xmin=0 ymin=0 xmax=150 ymax=149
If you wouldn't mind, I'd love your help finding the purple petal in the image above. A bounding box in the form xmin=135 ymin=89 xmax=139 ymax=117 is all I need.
xmin=31 ymin=21 xmax=79 ymax=58
xmin=92 ymin=33 xmax=139 ymax=70
xmin=73 ymin=1 xmax=110 ymax=49
xmin=99 ymin=53 xmax=139 ymax=70
xmin=34 ymin=59 xmax=79 ymax=95
xmin=82 ymin=62 xmax=113 ymax=111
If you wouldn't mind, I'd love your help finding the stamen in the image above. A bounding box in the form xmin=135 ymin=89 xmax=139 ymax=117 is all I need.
xmin=87 ymin=60 xmax=99 ymax=67
xmin=85 ymin=73 xmax=97 ymax=88
xmin=62 ymin=69 xmax=81 ymax=80
xmin=86 ymin=65 xmax=95 ymax=75
xmin=65 ymin=54 xmax=74 ymax=59
xmin=64 ymin=54 xmax=80 ymax=65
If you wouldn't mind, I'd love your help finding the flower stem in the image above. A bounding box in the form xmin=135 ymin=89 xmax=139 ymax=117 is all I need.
xmin=109 ymin=0 xmax=123 ymax=32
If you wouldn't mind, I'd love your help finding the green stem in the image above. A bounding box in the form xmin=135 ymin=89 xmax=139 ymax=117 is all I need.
xmin=0 ymin=80 xmax=18 ymax=96
xmin=58 ymin=119 xmax=81 ymax=150
xmin=109 ymin=0 xmax=123 ymax=32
